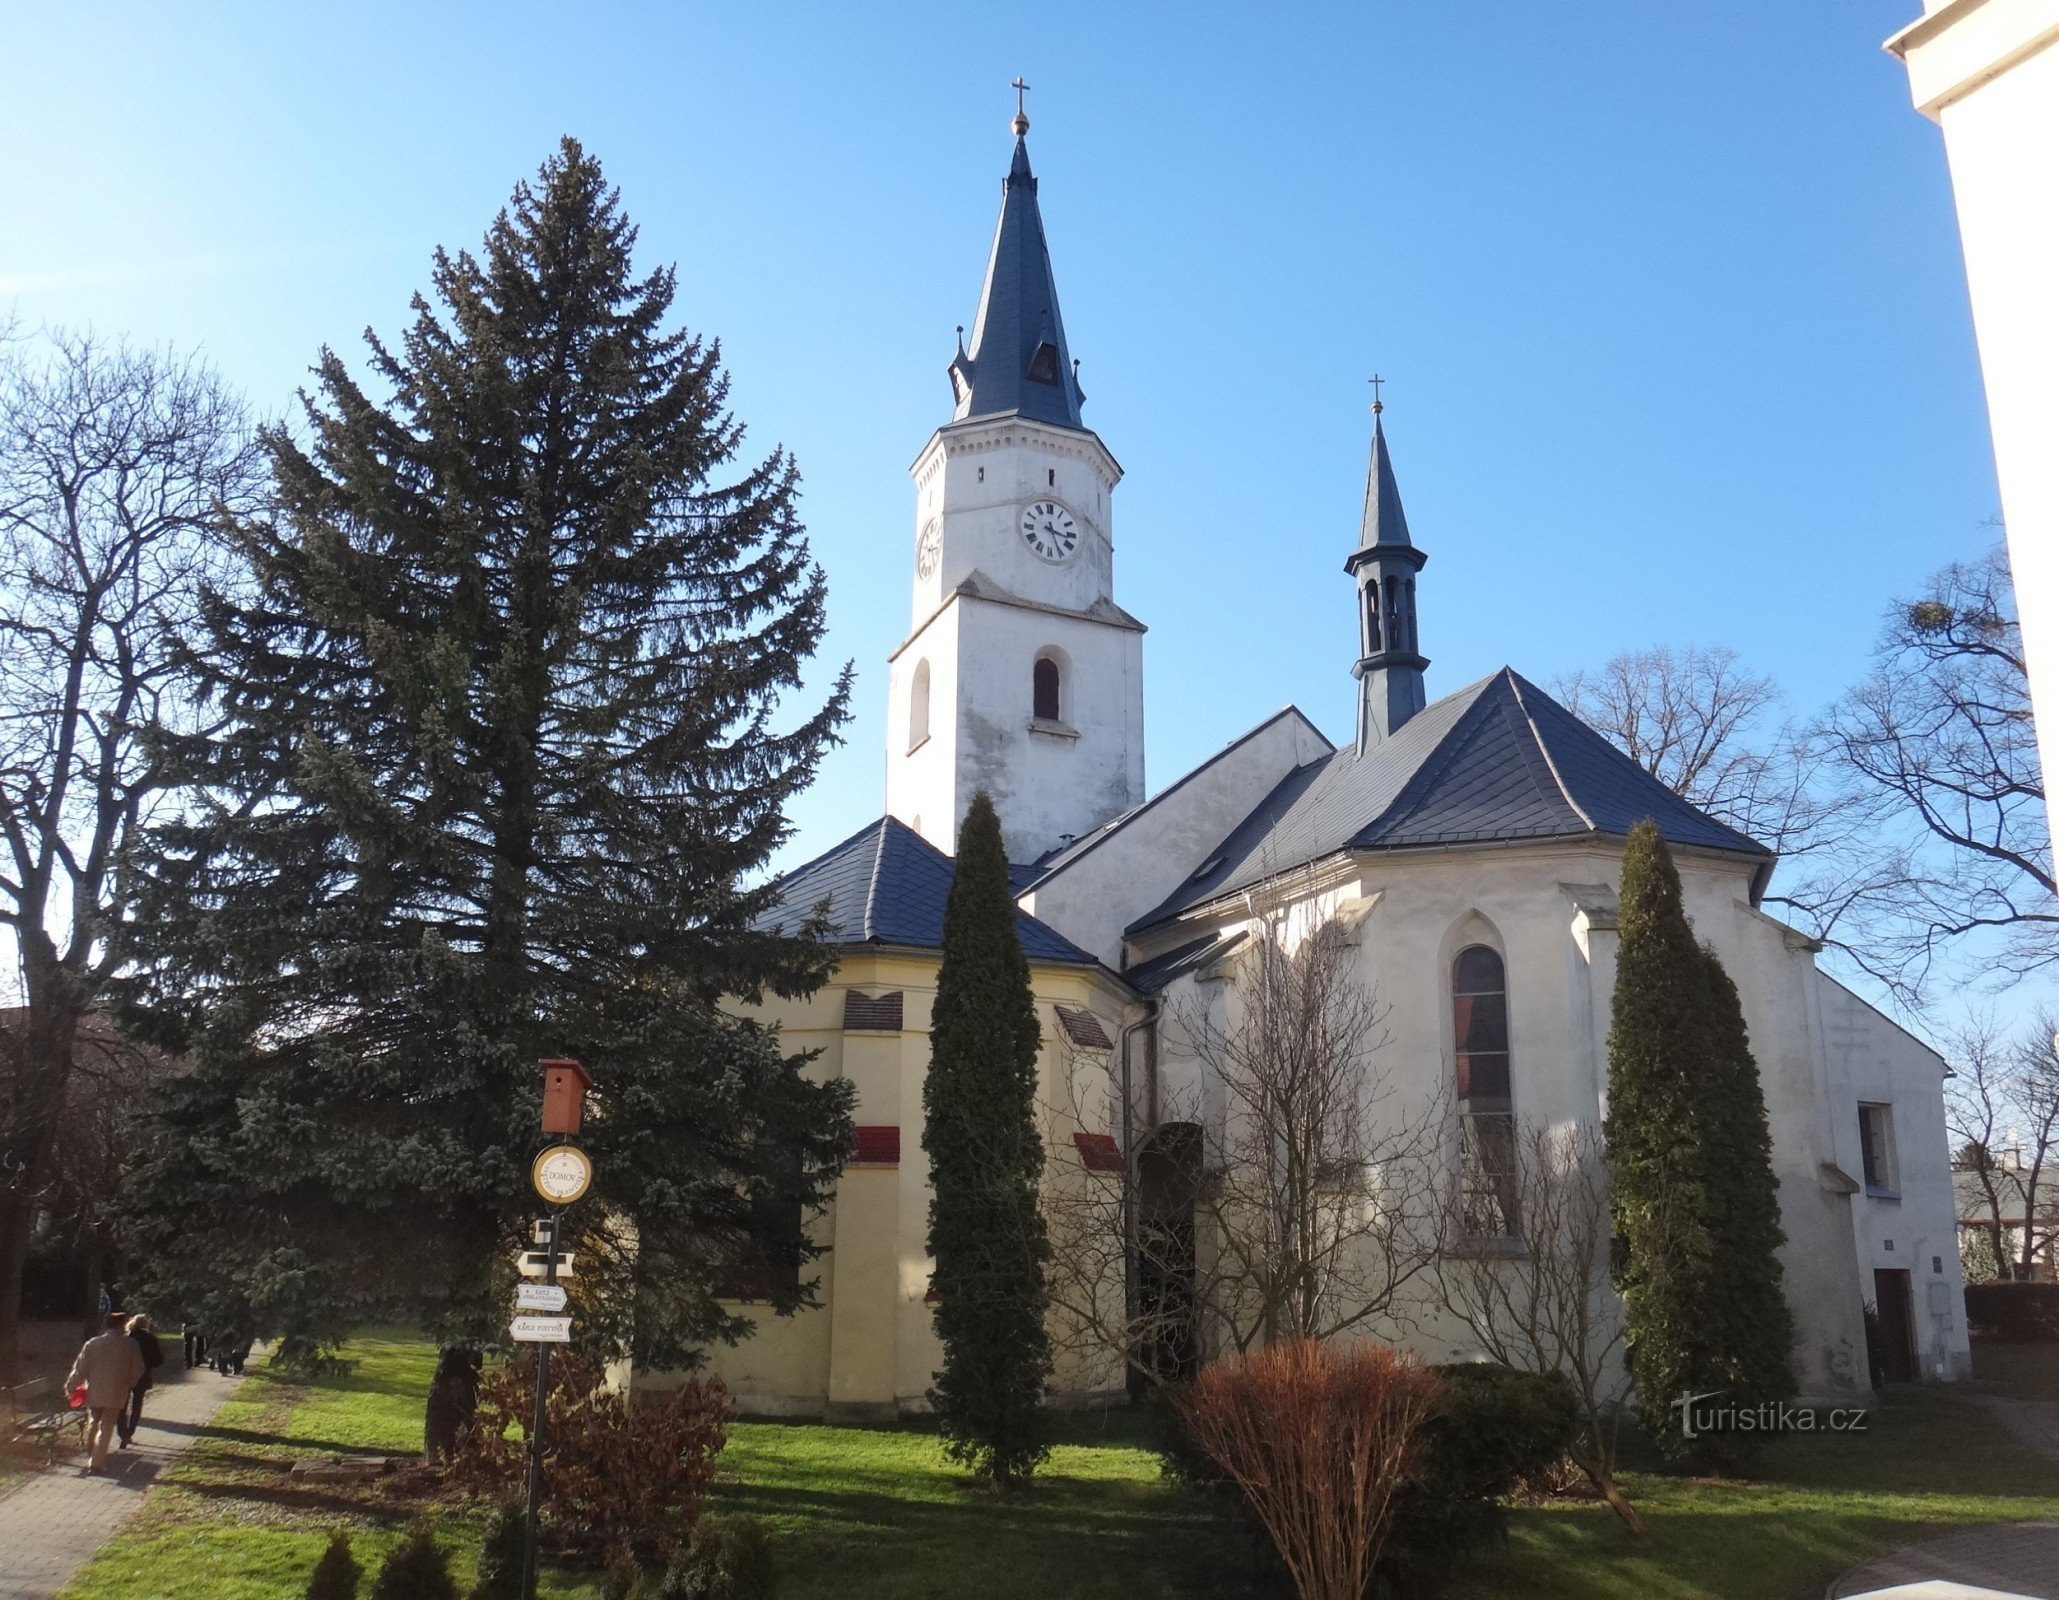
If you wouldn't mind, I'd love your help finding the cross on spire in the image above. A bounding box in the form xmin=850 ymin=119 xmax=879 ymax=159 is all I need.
xmin=1011 ymin=76 xmax=1031 ymax=135
xmin=1369 ymin=373 xmax=1385 ymax=415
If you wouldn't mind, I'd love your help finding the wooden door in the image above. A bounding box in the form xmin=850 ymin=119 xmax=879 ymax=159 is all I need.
xmin=1874 ymin=1268 xmax=1918 ymax=1383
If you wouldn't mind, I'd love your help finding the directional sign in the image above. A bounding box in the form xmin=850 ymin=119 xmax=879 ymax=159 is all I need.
xmin=517 ymin=1251 xmax=575 ymax=1280
xmin=515 ymin=1283 xmax=568 ymax=1312
xmin=509 ymin=1315 xmax=572 ymax=1344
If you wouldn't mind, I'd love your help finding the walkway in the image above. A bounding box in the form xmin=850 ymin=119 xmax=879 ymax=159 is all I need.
xmin=1830 ymin=1393 xmax=2059 ymax=1600
xmin=0 ymin=1363 xmax=244 ymax=1600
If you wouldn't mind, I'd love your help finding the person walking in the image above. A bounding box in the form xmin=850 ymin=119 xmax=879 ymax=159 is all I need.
xmin=65 ymin=1312 xmax=145 ymax=1475
xmin=117 ymin=1314 xmax=165 ymax=1448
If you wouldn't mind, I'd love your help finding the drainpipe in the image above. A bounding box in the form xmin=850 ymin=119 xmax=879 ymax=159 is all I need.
xmin=1118 ymin=1000 xmax=1159 ymax=1386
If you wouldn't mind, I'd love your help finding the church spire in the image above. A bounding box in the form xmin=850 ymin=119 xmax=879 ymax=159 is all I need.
xmin=1345 ymin=389 xmax=1429 ymax=752
xmin=946 ymin=87 xmax=1086 ymax=430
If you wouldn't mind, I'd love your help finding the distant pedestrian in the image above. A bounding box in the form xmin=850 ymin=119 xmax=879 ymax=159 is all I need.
xmin=117 ymin=1314 xmax=165 ymax=1448
xmin=65 ymin=1312 xmax=145 ymax=1475
xmin=182 ymin=1322 xmax=207 ymax=1369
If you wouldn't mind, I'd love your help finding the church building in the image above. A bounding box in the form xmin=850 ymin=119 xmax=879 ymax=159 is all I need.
xmin=707 ymin=109 xmax=1971 ymax=1417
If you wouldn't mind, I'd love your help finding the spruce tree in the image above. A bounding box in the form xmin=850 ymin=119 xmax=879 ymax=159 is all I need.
xmin=116 ymin=139 xmax=853 ymax=1366
xmin=466 ymin=1501 xmax=525 ymax=1600
xmin=370 ymin=1527 xmax=457 ymax=1600
xmin=1604 ymin=821 xmax=1794 ymax=1457
xmin=922 ymin=790 xmax=1051 ymax=1485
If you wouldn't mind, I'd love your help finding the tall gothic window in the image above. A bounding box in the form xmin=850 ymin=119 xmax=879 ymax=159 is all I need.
xmin=1033 ymin=655 xmax=1061 ymax=722
xmin=909 ymin=659 xmax=931 ymax=750
xmin=1453 ymin=944 xmax=1518 ymax=1236
xmin=1365 ymin=587 xmax=1382 ymax=654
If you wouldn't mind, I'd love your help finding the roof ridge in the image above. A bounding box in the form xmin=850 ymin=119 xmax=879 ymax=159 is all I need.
xmin=861 ymin=818 xmax=891 ymax=943
xmin=1506 ymin=670 xmax=1596 ymax=832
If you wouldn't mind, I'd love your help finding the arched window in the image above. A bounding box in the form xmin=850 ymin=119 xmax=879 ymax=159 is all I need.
xmin=1365 ymin=587 xmax=1382 ymax=654
xmin=1033 ymin=655 xmax=1062 ymax=722
xmin=909 ymin=659 xmax=931 ymax=751
xmin=1453 ymin=945 xmax=1518 ymax=1236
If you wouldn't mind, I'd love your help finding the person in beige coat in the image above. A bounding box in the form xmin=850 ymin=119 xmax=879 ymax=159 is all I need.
xmin=66 ymin=1312 xmax=146 ymax=1474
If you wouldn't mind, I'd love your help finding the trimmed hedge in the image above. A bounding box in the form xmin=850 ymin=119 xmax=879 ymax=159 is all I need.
xmin=1965 ymin=1283 xmax=2059 ymax=1342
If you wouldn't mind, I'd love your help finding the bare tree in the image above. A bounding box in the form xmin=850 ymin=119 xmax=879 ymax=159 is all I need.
xmin=1945 ymin=1014 xmax=2020 ymax=1283
xmin=1552 ymin=644 xmax=1857 ymax=862
xmin=1047 ymin=913 xmax=1443 ymax=1383
xmin=1814 ymin=544 xmax=2052 ymax=999
xmin=0 ymin=330 xmax=258 ymax=1380
xmin=1432 ymin=1120 xmax=1643 ymax=1534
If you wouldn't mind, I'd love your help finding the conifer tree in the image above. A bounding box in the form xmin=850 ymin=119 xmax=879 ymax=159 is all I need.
xmin=370 ymin=1527 xmax=457 ymax=1600
xmin=1604 ymin=820 xmax=1792 ymax=1456
xmin=307 ymin=1533 xmax=362 ymax=1600
xmin=922 ymin=790 xmax=1051 ymax=1486
xmin=116 ymin=139 xmax=853 ymax=1366
xmin=466 ymin=1502 xmax=525 ymax=1600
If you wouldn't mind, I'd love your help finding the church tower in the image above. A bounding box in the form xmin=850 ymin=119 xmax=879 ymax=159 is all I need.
xmin=1345 ymin=397 xmax=1429 ymax=751
xmin=886 ymin=103 xmax=1145 ymax=862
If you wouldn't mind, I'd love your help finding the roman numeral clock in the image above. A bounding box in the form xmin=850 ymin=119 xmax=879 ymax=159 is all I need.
xmin=1020 ymin=498 xmax=1079 ymax=562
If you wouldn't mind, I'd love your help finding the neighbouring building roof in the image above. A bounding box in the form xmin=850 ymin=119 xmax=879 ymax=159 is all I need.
xmin=756 ymin=815 xmax=1100 ymax=966
xmin=1134 ymin=667 xmax=1771 ymax=932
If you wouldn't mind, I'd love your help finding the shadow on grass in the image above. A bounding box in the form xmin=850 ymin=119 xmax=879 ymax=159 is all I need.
xmin=191 ymin=1422 xmax=403 ymax=1458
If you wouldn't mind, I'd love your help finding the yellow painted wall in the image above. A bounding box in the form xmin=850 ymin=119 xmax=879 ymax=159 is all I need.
xmin=685 ymin=948 xmax=1133 ymax=1417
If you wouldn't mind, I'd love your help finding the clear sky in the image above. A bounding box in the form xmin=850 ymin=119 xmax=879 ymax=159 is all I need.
xmin=2 ymin=3 xmax=2022 ymax=1018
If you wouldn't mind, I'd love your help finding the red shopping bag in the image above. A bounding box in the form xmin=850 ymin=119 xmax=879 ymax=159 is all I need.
xmin=68 ymin=1384 xmax=87 ymax=1409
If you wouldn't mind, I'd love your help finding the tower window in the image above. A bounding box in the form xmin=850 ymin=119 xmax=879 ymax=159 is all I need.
xmin=1026 ymin=341 xmax=1061 ymax=384
xmin=1048 ymin=468 xmax=1056 ymax=487
xmin=909 ymin=659 xmax=931 ymax=751
xmin=1365 ymin=587 xmax=1382 ymax=655
xmin=1453 ymin=944 xmax=1517 ymax=1237
xmin=1033 ymin=655 xmax=1061 ymax=722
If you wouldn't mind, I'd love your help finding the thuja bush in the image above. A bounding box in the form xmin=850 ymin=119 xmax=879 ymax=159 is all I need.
xmin=1379 ymin=1364 xmax=1579 ymax=1598
xmin=306 ymin=1532 xmax=362 ymax=1600
xmin=466 ymin=1500 xmax=525 ymax=1600
xmin=660 ymin=1515 xmax=778 ymax=1600
xmin=369 ymin=1527 xmax=457 ymax=1600
xmin=1177 ymin=1340 xmax=1442 ymax=1600
xmin=454 ymin=1354 xmax=731 ymax=1562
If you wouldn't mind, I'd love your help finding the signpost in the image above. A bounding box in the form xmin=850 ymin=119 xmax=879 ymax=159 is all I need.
xmin=520 ymin=1057 xmax=592 ymax=1600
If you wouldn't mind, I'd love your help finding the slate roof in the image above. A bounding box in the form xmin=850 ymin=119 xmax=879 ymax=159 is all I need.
xmin=1120 ymin=932 xmax=1244 ymax=993
xmin=756 ymin=815 xmax=1099 ymax=966
xmin=1134 ymin=667 xmax=1770 ymax=932
xmin=1347 ymin=410 xmax=1415 ymax=564
xmin=947 ymin=134 xmax=1087 ymax=430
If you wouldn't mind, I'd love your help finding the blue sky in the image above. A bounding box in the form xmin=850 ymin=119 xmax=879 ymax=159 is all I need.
xmin=2 ymin=3 xmax=2019 ymax=1014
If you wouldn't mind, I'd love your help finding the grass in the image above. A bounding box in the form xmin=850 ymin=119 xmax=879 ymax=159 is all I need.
xmin=1970 ymin=1339 xmax=2059 ymax=1402
xmin=48 ymin=1331 xmax=2059 ymax=1600
xmin=56 ymin=1332 xmax=599 ymax=1600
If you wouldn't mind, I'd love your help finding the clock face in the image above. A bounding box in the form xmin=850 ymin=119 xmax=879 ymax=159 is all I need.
xmin=915 ymin=519 xmax=940 ymax=579
xmin=1020 ymin=500 xmax=1080 ymax=563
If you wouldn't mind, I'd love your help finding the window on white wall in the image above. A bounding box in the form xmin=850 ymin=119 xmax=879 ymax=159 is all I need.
xmin=1033 ymin=654 xmax=1061 ymax=722
xmin=1859 ymin=1102 xmax=1899 ymax=1194
xmin=1453 ymin=944 xmax=1518 ymax=1237
xmin=909 ymin=659 xmax=931 ymax=751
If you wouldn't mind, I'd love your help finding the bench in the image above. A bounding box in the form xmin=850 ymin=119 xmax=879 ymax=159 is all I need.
xmin=5 ymin=1376 xmax=86 ymax=1466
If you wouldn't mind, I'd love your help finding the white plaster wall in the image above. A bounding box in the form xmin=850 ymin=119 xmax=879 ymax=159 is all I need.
xmin=1815 ymin=974 xmax=1974 ymax=1379
xmin=1894 ymin=1 xmax=2059 ymax=819
xmin=1021 ymin=710 xmax=1334 ymax=965
xmin=887 ymin=593 xmax=1143 ymax=861
xmin=1135 ymin=838 xmax=1879 ymax=1400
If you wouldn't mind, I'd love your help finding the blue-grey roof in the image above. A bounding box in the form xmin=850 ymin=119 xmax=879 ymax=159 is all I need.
xmin=757 ymin=815 xmax=1099 ymax=966
xmin=1133 ymin=668 xmax=1771 ymax=932
xmin=1121 ymin=932 xmax=1243 ymax=993
xmin=1347 ymin=411 xmax=1415 ymax=567
xmin=947 ymin=135 xmax=1086 ymax=430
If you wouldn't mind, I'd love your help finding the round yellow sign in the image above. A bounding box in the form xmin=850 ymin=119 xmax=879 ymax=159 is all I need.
xmin=532 ymin=1143 xmax=593 ymax=1206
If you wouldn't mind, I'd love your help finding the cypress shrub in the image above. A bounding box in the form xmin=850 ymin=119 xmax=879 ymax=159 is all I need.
xmin=922 ymin=790 xmax=1052 ymax=1485
xmin=466 ymin=1500 xmax=525 ymax=1600
xmin=306 ymin=1532 xmax=362 ymax=1600
xmin=659 ymin=1515 xmax=776 ymax=1600
xmin=369 ymin=1527 xmax=457 ymax=1600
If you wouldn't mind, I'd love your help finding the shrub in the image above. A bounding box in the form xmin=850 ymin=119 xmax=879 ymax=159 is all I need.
xmin=660 ymin=1515 xmax=777 ymax=1600
xmin=1379 ymin=1364 xmax=1580 ymax=1598
xmin=1965 ymin=1283 xmax=2059 ymax=1342
xmin=1177 ymin=1340 xmax=1441 ymax=1600
xmin=454 ymin=1354 xmax=730 ymax=1563
xmin=369 ymin=1527 xmax=456 ymax=1600
xmin=466 ymin=1500 xmax=525 ymax=1600
xmin=307 ymin=1532 xmax=362 ymax=1600
xmin=603 ymin=1553 xmax=647 ymax=1600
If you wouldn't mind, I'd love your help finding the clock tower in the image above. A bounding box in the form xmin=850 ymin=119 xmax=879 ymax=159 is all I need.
xmin=886 ymin=109 xmax=1145 ymax=862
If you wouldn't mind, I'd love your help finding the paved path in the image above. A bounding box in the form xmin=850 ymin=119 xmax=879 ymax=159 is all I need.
xmin=0 ymin=1364 xmax=244 ymax=1600
xmin=1830 ymin=1393 xmax=2059 ymax=1600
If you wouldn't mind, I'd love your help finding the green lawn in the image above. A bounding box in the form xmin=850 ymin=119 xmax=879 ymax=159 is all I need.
xmin=57 ymin=1333 xmax=600 ymax=1600
xmin=1970 ymin=1339 xmax=2059 ymax=1402
xmin=51 ymin=1331 xmax=2059 ymax=1600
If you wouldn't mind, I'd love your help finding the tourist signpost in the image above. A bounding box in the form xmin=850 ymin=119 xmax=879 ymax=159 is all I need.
xmin=521 ymin=1057 xmax=592 ymax=1600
